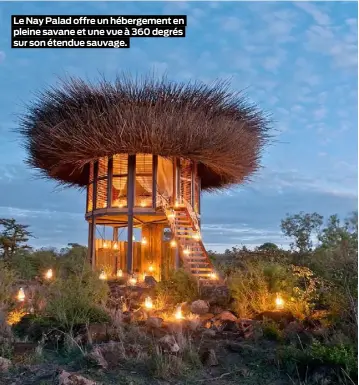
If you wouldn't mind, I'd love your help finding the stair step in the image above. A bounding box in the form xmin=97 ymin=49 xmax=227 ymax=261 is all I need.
xmin=190 ymin=267 xmax=213 ymax=271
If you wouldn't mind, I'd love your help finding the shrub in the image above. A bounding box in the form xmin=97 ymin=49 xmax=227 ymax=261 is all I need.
xmin=44 ymin=268 xmax=109 ymax=330
xmin=0 ymin=261 xmax=18 ymax=306
xmin=280 ymin=340 xmax=357 ymax=382
xmin=155 ymin=269 xmax=198 ymax=306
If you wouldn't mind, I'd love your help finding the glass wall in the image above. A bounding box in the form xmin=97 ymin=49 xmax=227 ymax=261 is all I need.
xmin=112 ymin=154 xmax=128 ymax=208
xmin=135 ymin=154 xmax=153 ymax=207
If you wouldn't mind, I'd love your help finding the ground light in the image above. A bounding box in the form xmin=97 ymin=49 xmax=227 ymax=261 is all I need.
xmin=174 ymin=306 xmax=183 ymax=320
xmin=99 ymin=271 xmax=107 ymax=280
xmin=275 ymin=294 xmax=284 ymax=310
xmin=44 ymin=268 xmax=53 ymax=280
xmin=210 ymin=272 xmax=218 ymax=280
xmin=17 ymin=288 xmax=25 ymax=302
xmin=116 ymin=269 xmax=123 ymax=278
xmin=148 ymin=264 xmax=154 ymax=273
xmin=144 ymin=296 xmax=153 ymax=309
xmin=128 ymin=275 xmax=137 ymax=286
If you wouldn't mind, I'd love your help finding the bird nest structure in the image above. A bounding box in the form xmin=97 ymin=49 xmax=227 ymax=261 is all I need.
xmin=18 ymin=75 xmax=271 ymax=191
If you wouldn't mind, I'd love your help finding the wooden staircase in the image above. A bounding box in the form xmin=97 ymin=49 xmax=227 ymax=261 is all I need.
xmin=160 ymin=197 xmax=223 ymax=287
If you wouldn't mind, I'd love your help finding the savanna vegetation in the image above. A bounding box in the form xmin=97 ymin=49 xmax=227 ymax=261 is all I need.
xmin=0 ymin=211 xmax=357 ymax=385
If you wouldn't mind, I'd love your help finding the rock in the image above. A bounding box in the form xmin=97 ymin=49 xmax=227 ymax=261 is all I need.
xmin=57 ymin=370 xmax=97 ymax=385
xmin=87 ymin=323 xmax=109 ymax=344
xmin=146 ymin=317 xmax=163 ymax=329
xmin=201 ymin=349 xmax=218 ymax=366
xmin=188 ymin=318 xmax=201 ymax=331
xmin=86 ymin=347 xmax=108 ymax=369
xmin=0 ymin=357 xmax=11 ymax=372
xmin=190 ymin=300 xmax=209 ymax=315
xmin=158 ymin=335 xmax=180 ymax=353
xmin=144 ymin=276 xmax=157 ymax=288
xmin=255 ymin=311 xmax=295 ymax=326
xmin=216 ymin=311 xmax=237 ymax=322
xmin=203 ymin=329 xmax=216 ymax=337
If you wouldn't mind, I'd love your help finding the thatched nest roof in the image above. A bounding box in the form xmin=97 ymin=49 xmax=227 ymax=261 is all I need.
xmin=18 ymin=75 xmax=271 ymax=191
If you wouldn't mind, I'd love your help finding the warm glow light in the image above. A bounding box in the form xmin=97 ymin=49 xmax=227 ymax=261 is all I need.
xmin=140 ymin=200 xmax=147 ymax=207
xmin=275 ymin=294 xmax=284 ymax=309
xmin=128 ymin=275 xmax=137 ymax=286
xmin=174 ymin=306 xmax=183 ymax=320
xmin=141 ymin=237 xmax=148 ymax=245
xmin=144 ymin=296 xmax=153 ymax=309
xmin=45 ymin=268 xmax=53 ymax=280
xmin=148 ymin=264 xmax=154 ymax=273
xmin=17 ymin=288 xmax=25 ymax=302
xmin=113 ymin=243 xmax=118 ymax=250
xmin=210 ymin=272 xmax=218 ymax=280
xmin=116 ymin=269 xmax=123 ymax=278
xmin=183 ymin=248 xmax=190 ymax=256
xmin=192 ymin=233 xmax=201 ymax=241
xmin=103 ymin=241 xmax=108 ymax=249
xmin=174 ymin=201 xmax=179 ymax=208
xmin=99 ymin=271 xmax=107 ymax=280
xmin=170 ymin=239 xmax=177 ymax=248
xmin=168 ymin=210 xmax=175 ymax=219
xmin=132 ymin=235 xmax=136 ymax=241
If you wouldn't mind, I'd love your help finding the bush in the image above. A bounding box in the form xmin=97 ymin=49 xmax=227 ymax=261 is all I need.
xmin=0 ymin=261 xmax=18 ymax=306
xmin=280 ymin=340 xmax=357 ymax=382
xmin=155 ymin=269 xmax=198 ymax=306
xmin=44 ymin=268 xmax=109 ymax=330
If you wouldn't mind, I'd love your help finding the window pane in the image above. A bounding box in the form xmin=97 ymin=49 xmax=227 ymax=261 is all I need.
xmin=98 ymin=157 xmax=108 ymax=178
xmin=113 ymin=154 xmax=128 ymax=175
xmin=96 ymin=179 xmax=108 ymax=208
xmin=87 ymin=183 xmax=93 ymax=212
xmin=135 ymin=154 xmax=153 ymax=207
xmin=112 ymin=176 xmax=127 ymax=208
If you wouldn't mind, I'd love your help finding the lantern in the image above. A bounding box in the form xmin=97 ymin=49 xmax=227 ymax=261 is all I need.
xmin=145 ymin=296 xmax=153 ymax=309
xmin=17 ymin=288 xmax=25 ymax=302
xmin=141 ymin=237 xmax=148 ymax=245
xmin=192 ymin=233 xmax=201 ymax=241
xmin=275 ymin=294 xmax=284 ymax=309
xmin=148 ymin=264 xmax=154 ymax=273
xmin=116 ymin=269 xmax=123 ymax=278
xmin=170 ymin=239 xmax=177 ymax=248
xmin=103 ymin=241 xmax=108 ymax=249
xmin=128 ymin=275 xmax=137 ymax=286
xmin=174 ymin=306 xmax=183 ymax=320
xmin=99 ymin=271 xmax=107 ymax=280
xmin=210 ymin=272 xmax=218 ymax=280
xmin=45 ymin=268 xmax=53 ymax=280
xmin=113 ymin=243 xmax=118 ymax=250
xmin=183 ymin=248 xmax=190 ymax=256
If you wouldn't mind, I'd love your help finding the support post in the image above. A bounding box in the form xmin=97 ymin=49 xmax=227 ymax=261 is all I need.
xmin=89 ymin=161 xmax=98 ymax=270
xmin=127 ymin=155 xmax=136 ymax=274
xmin=152 ymin=155 xmax=158 ymax=208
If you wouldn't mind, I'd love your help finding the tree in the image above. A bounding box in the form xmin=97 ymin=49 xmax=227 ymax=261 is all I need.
xmin=257 ymin=242 xmax=278 ymax=251
xmin=280 ymin=212 xmax=323 ymax=253
xmin=0 ymin=218 xmax=33 ymax=261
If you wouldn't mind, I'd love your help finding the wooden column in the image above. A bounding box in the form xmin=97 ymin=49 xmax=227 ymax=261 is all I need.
xmin=89 ymin=161 xmax=98 ymax=270
xmin=152 ymin=155 xmax=158 ymax=208
xmin=107 ymin=157 xmax=113 ymax=208
xmin=127 ymin=155 xmax=136 ymax=274
xmin=174 ymin=158 xmax=181 ymax=270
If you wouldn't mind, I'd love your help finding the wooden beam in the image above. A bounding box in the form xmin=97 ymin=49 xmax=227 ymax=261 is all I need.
xmin=152 ymin=155 xmax=158 ymax=208
xmin=107 ymin=157 xmax=113 ymax=208
xmin=89 ymin=161 xmax=98 ymax=269
xmin=127 ymin=155 xmax=136 ymax=274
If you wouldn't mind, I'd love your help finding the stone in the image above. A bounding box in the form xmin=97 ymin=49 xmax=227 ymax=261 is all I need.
xmin=86 ymin=323 xmax=109 ymax=344
xmin=158 ymin=335 xmax=180 ymax=353
xmin=86 ymin=347 xmax=108 ymax=369
xmin=202 ymin=349 xmax=218 ymax=366
xmin=144 ymin=276 xmax=157 ymax=288
xmin=146 ymin=317 xmax=163 ymax=329
xmin=203 ymin=329 xmax=216 ymax=337
xmin=255 ymin=311 xmax=295 ymax=326
xmin=0 ymin=357 xmax=11 ymax=372
xmin=57 ymin=370 xmax=97 ymax=385
xmin=216 ymin=311 xmax=237 ymax=322
xmin=190 ymin=300 xmax=209 ymax=315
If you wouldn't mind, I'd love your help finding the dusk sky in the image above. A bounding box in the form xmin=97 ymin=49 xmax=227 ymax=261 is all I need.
xmin=0 ymin=1 xmax=357 ymax=252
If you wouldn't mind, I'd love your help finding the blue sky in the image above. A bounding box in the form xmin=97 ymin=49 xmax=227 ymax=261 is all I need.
xmin=0 ymin=1 xmax=357 ymax=251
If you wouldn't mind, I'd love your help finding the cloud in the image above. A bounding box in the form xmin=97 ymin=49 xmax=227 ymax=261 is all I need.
xmin=295 ymin=2 xmax=331 ymax=26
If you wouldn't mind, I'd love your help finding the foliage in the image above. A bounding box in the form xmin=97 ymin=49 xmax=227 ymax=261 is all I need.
xmin=6 ymin=309 xmax=28 ymax=325
xmin=44 ymin=267 xmax=109 ymax=330
xmin=155 ymin=269 xmax=198 ymax=305
xmin=257 ymin=242 xmax=278 ymax=251
xmin=281 ymin=212 xmax=323 ymax=253
xmin=0 ymin=218 xmax=33 ymax=261
xmin=280 ymin=340 xmax=357 ymax=382
xmin=0 ymin=261 xmax=18 ymax=306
